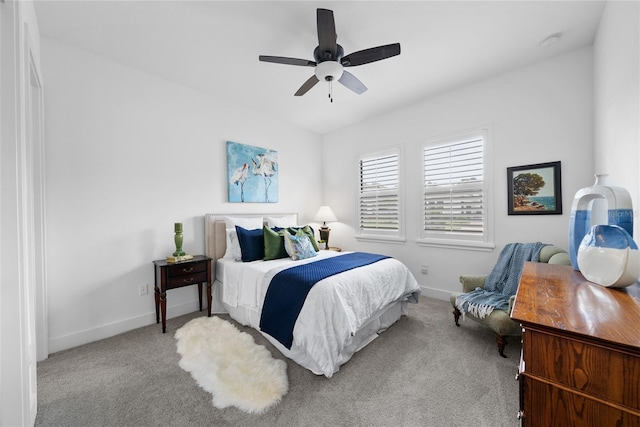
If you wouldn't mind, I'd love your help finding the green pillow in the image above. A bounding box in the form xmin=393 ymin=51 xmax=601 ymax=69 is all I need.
xmin=287 ymin=225 xmax=319 ymax=252
xmin=263 ymin=226 xmax=289 ymax=260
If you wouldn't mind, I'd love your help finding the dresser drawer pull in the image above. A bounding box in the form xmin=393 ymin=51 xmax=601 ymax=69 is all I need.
xmin=515 ymin=373 xmax=519 ymax=381
xmin=183 ymin=277 xmax=194 ymax=284
xmin=182 ymin=267 xmax=194 ymax=273
xmin=516 ymin=411 xmax=524 ymax=420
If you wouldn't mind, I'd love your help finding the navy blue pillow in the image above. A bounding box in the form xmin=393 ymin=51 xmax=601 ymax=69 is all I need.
xmin=235 ymin=225 xmax=264 ymax=262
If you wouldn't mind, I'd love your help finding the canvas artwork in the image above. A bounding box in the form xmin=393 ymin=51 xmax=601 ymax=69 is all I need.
xmin=227 ymin=141 xmax=279 ymax=203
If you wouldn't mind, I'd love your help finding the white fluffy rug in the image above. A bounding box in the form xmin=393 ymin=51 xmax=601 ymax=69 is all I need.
xmin=175 ymin=316 xmax=288 ymax=414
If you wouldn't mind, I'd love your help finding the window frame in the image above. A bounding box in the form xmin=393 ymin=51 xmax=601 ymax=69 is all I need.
xmin=416 ymin=127 xmax=494 ymax=251
xmin=355 ymin=146 xmax=405 ymax=244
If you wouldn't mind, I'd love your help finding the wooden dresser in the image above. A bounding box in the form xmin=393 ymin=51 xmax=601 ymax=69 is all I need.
xmin=511 ymin=262 xmax=640 ymax=426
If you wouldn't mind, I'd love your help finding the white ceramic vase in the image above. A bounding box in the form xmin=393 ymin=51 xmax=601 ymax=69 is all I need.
xmin=568 ymin=174 xmax=634 ymax=270
xmin=577 ymin=224 xmax=640 ymax=288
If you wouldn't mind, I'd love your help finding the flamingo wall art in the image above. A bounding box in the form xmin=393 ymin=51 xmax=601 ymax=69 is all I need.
xmin=227 ymin=141 xmax=279 ymax=203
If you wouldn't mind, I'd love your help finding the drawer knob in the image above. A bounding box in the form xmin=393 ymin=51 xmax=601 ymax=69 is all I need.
xmin=516 ymin=411 xmax=525 ymax=420
xmin=515 ymin=372 xmax=519 ymax=381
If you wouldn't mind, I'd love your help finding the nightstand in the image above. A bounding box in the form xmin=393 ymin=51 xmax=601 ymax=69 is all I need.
xmin=152 ymin=255 xmax=212 ymax=333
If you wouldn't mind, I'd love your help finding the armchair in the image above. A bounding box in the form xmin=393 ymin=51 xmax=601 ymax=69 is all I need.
xmin=450 ymin=245 xmax=571 ymax=357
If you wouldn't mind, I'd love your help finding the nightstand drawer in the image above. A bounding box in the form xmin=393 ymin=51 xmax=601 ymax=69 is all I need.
xmin=166 ymin=261 xmax=207 ymax=278
xmin=167 ymin=271 xmax=208 ymax=288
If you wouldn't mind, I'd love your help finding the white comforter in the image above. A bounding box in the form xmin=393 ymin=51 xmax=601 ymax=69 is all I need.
xmin=218 ymin=251 xmax=420 ymax=377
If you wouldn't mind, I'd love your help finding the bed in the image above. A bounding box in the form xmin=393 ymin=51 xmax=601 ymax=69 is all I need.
xmin=205 ymin=213 xmax=421 ymax=377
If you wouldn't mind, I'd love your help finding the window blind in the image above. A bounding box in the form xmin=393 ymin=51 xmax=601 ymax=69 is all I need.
xmin=358 ymin=151 xmax=399 ymax=233
xmin=423 ymin=136 xmax=484 ymax=236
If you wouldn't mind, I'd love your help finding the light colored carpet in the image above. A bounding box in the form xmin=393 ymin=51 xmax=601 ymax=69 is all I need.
xmin=36 ymin=296 xmax=522 ymax=426
xmin=175 ymin=316 xmax=288 ymax=413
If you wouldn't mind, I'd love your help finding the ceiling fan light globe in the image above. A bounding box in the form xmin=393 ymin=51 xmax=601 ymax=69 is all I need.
xmin=315 ymin=61 xmax=343 ymax=82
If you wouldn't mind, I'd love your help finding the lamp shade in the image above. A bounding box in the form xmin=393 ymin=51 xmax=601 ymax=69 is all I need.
xmin=313 ymin=206 xmax=338 ymax=224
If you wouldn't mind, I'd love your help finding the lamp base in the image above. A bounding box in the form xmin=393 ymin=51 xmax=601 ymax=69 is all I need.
xmin=319 ymin=227 xmax=330 ymax=250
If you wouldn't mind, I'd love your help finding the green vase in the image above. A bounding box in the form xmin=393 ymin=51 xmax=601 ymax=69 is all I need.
xmin=173 ymin=223 xmax=185 ymax=256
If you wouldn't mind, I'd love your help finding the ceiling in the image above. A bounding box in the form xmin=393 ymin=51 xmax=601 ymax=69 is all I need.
xmin=33 ymin=1 xmax=606 ymax=135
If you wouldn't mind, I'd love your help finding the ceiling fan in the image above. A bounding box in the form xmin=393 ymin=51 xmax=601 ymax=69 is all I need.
xmin=258 ymin=8 xmax=401 ymax=101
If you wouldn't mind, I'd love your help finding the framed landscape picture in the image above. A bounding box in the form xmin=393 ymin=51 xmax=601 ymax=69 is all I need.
xmin=507 ymin=161 xmax=562 ymax=215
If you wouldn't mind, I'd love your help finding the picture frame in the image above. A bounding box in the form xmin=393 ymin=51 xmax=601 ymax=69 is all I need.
xmin=507 ymin=161 xmax=562 ymax=215
xmin=226 ymin=141 xmax=279 ymax=203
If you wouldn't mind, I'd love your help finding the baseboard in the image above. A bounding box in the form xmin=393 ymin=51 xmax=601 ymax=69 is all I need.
xmin=48 ymin=289 xmax=448 ymax=355
xmin=419 ymin=285 xmax=451 ymax=302
xmin=48 ymin=300 xmax=203 ymax=355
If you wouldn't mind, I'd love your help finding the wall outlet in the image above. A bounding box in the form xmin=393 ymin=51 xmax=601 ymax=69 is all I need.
xmin=421 ymin=264 xmax=428 ymax=274
xmin=139 ymin=284 xmax=148 ymax=296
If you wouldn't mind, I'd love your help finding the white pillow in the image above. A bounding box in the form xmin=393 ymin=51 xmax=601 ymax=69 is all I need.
xmin=224 ymin=229 xmax=243 ymax=261
xmin=224 ymin=216 xmax=263 ymax=231
xmin=223 ymin=216 xmax=263 ymax=260
xmin=267 ymin=215 xmax=297 ymax=228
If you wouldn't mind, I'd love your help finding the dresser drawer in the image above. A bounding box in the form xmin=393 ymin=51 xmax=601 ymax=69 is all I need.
xmin=524 ymin=328 xmax=640 ymax=410
xmin=166 ymin=271 xmax=208 ymax=289
xmin=166 ymin=261 xmax=207 ymax=278
xmin=521 ymin=375 xmax=640 ymax=427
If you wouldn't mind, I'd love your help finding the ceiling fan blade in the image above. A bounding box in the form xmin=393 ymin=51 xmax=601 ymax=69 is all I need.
xmin=316 ymin=8 xmax=337 ymax=59
xmin=259 ymin=55 xmax=316 ymax=67
xmin=294 ymin=75 xmax=320 ymax=96
xmin=338 ymin=71 xmax=367 ymax=95
xmin=341 ymin=43 xmax=401 ymax=67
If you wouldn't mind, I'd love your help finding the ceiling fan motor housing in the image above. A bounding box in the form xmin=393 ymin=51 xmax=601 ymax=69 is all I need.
xmin=314 ymin=44 xmax=344 ymax=63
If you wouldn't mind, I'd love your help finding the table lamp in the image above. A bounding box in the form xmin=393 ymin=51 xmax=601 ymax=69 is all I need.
xmin=314 ymin=206 xmax=338 ymax=250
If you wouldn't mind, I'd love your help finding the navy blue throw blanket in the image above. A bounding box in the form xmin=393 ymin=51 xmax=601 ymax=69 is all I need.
xmin=259 ymin=252 xmax=390 ymax=349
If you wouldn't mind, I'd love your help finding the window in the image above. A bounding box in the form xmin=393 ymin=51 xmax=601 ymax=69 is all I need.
xmin=418 ymin=129 xmax=494 ymax=250
xmin=356 ymin=148 xmax=404 ymax=242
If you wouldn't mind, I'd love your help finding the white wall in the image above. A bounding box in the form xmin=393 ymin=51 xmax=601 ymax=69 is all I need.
xmin=322 ymin=47 xmax=595 ymax=300
xmin=41 ymin=38 xmax=322 ymax=353
xmin=594 ymin=0 xmax=640 ymax=236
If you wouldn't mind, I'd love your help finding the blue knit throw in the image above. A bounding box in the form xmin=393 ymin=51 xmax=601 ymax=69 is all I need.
xmin=260 ymin=252 xmax=390 ymax=349
xmin=455 ymin=242 xmax=547 ymax=319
